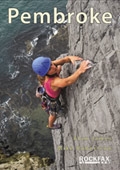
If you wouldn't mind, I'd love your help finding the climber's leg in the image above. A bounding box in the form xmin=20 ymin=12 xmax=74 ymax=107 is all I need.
xmin=48 ymin=114 xmax=56 ymax=128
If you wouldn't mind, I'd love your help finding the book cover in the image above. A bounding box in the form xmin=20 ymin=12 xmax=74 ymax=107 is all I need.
xmin=0 ymin=0 xmax=120 ymax=170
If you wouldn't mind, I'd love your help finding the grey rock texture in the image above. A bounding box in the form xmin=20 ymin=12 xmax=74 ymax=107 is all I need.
xmin=52 ymin=0 xmax=120 ymax=170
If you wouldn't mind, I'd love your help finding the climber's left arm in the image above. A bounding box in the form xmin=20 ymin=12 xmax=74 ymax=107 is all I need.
xmin=52 ymin=56 xmax=83 ymax=66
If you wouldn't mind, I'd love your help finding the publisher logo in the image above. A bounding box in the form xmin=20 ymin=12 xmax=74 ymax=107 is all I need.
xmin=79 ymin=156 xmax=110 ymax=164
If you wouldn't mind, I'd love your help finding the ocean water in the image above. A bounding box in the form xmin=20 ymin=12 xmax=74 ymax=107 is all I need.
xmin=0 ymin=0 xmax=67 ymax=76
xmin=0 ymin=0 xmax=67 ymax=99
xmin=0 ymin=0 xmax=67 ymax=156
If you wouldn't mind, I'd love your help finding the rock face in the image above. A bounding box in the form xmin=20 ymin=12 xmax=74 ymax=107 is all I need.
xmin=52 ymin=0 xmax=120 ymax=170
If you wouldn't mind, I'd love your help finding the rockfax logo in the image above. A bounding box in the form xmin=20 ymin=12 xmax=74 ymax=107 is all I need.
xmin=79 ymin=156 xmax=110 ymax=164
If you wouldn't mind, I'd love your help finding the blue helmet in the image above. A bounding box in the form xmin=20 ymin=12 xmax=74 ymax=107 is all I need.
xmin=32 ymin=56 xmax=51 ymax=76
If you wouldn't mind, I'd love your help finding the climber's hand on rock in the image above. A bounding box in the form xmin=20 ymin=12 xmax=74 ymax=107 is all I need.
xmin=79 ymin=60 xmax=92 ymax=73
xmin=68 ymin=56 xmax=83 ymax=65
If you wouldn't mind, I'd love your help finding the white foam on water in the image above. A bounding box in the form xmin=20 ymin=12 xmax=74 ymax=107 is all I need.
xmin=9 ymin=70 xmax=20 ymax=80
xmin=0 ymin=98 xmax=11 ymax=108
xmin=26 ymin=37 xmax=38 ymax=56
xmin=52 ymin=27 xmax=58 ymax=36
xmin=46 ymin=27 xmax=58 ymax=45
xmin=0 ymin=98 xmax=31 ymax=137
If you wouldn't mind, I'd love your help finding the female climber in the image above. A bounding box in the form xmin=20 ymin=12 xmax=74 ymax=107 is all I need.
xmin=32 ymin=56 xmax=91 ymax=129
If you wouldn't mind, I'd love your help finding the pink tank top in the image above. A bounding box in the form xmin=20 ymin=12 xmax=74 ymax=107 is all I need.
xmin=43 ymin=78 xmax=61 ymax=98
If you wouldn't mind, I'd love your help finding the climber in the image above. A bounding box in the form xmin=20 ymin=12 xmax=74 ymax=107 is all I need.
xmin=32 ymin=56 xmax=91 ymax=129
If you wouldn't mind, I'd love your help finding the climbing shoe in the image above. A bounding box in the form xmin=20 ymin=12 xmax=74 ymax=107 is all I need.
xmin=47 ymin=123 xmax=62 ymax=129
xmin=51 ymin=123 xmax=62 ymax=129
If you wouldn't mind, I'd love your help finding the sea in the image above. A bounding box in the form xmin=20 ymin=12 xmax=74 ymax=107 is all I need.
xmin=0 ymin=0 xmax=67 ymax=157
xmin=0 ymin=0 xmax=67 ymax=81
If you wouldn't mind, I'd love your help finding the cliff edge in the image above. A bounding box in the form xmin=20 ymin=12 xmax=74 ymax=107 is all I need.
xmin=52 ymin=0 xmax=120 ymax=170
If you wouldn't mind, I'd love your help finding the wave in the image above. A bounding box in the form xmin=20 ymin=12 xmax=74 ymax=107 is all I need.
xmin=8 ymin=21 xmax=67 ymax=78
xmin=0 ymin=98 xmax=31 ymax=137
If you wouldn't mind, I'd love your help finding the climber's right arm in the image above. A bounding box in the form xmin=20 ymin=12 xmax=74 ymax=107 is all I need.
xmin=51 ymin=60 xmax=91 ymax=88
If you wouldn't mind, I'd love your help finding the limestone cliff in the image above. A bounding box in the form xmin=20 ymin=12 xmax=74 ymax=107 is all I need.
xmin=52 ymin=0 xmax=120 ymax=170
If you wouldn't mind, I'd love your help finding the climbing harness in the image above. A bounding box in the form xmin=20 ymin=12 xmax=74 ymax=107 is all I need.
xmin=36 ymin=86 xmax=64 ymax=116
